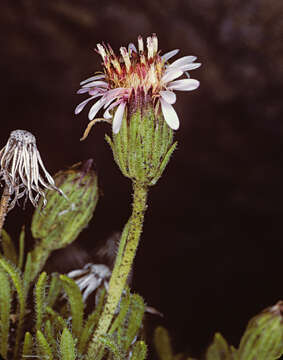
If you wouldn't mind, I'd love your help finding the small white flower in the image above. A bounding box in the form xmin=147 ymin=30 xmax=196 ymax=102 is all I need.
xmin=76 ymin=34 xmax=201 ymax=137
xmin=67 ymin=263 xmax=111 ymax=301
xmin=0 ymin=130 xmax=63 ymax=210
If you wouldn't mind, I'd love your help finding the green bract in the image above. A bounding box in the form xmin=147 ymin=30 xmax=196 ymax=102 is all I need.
xmin=238 ymin=301 xmax=283 ymax=360
xmin=31 ymin=159 xmax=99 ymax=249
xmin=106 ymin=99 xmax=177 ymax=186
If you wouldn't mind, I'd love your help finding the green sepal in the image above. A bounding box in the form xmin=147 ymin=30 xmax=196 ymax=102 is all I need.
xmin=150 ymin=141 xmax=177 ymax=185
xmin=205 ymin=333 xmax=231 ymax=360
xmin=0 ymin=270 xmax=11 ymax=358
xmin=1 ymin=229 xmax=17 ymax=265
xmin=60 ymin=328 xmax=77 ymax=360
xmin=36 ymin=330 xmax=53 ymax=360
xmin=60 ymin=274 xmax=84 ymax=338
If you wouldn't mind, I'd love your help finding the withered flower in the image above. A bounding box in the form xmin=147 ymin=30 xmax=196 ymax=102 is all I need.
xmin=0 ymin=130 xmax=62 ymax=210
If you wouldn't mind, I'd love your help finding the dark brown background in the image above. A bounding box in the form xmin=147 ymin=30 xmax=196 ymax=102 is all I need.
xmin=1 ymin=0 xmax=283 ymax=358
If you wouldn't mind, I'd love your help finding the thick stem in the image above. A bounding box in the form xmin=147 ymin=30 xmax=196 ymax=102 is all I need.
xmin=0 ymin=185 xmax=10 ymax=235
xmin=87 ymin=181 xmax=148 ymax=358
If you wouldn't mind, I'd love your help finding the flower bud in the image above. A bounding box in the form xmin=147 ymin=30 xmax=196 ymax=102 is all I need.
xmin=238 ymin=301 xmax=283 ymax=360
xmin=31 ymin=159 xmax=99 ymax=250
xmin=106 ymin=91 xmax=177 ymax=186
xmin=206 ymin=333 xmax=232 ymax=360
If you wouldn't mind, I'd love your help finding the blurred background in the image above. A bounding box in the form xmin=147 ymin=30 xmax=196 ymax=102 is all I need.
xmin=1 ymin=0 xmax=283 ymax=358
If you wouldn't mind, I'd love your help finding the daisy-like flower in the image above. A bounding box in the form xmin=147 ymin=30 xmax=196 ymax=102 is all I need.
xmin=0 ymin=130 xmax=63 ymax=210
xmin=67 ymin=261 xmax=163 ymax=317
xmin=75 ymin=34 xmax=201 ymax=137
xmin=67 ymin=263 xmax=111 ymax=301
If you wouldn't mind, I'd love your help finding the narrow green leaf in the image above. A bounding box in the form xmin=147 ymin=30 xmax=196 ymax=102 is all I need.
xmin=114 ymin=221 xmax=130 ymax=270
xmin=46 ymin=306 xmax=68 ymax=332
xmin=78 ymin=288 xmax=106 ymax=354
xmin=35 ymin=272 xmax=48 ymax=332
xmin=22 ymin=332 xmax=33 ymax=359
xmin=0 ymin=270 xmax=11 ymax=358
xmin=1 ymin=229 xmax=17 ymax=264
xmin=109 ymin=287 xmax=131 ymax=336
xmin=18 ymin=225 xmax=25 ymax=270
xmin=60 ymin=328 xmax=76 ymax=360
xmin=23 ymin=252 xmax=32 ymax=294
xmin=60 ymin=274 xmax=84 ymax=338
xmin=131 ymin=340 xmax=147 ymax=360
xmin=154 ymin=326 xmax=174 ymax=360
xmin=36 ymin=330 xmax=53 ymax=360
xmin=98 ymin=334 xmax=124 ymax=360
xmin=123 ymin=293 xmax=145 ymax=351
xmin=0 ymin=256 xmax=25 ymax=357
xmin=46 ymin=272 xmax=62 ymax=308
xmin=44 ymin=320 xmax=57 ymax=353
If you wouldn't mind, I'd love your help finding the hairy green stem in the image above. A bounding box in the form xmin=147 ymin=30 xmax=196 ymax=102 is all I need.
xmin=87 ymin=181 xmax=148 ymax=358
xmin=0 ymin=185 xmax=10 ymax=235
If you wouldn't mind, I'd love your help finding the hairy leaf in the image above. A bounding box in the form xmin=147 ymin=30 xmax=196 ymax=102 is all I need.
xmin=123 ymin=293 xmax=145 ymax=351
xmin=60 ymin=328 xmax=76 ymax=360
xmin=0 ymin=256 xmax=25 ymax=357
xmin=154 ymin=326 xmax=174 ymax=360
xmin=98 ymin=334 xmax=124 ymax=360
xmin=46 ymin=272 xmax=62 ymax=307
xmin=131 ymin=340 xmax=147 ymax=360
xmin=22 ymin=332 xmax=33 ymax=359
xmin=36 ymin=330 xmax=53 ymax=360
xmin=18 ymin=226 xmax=25 ymax=270
xmin=60 ymin=274 xmax=84 ymax=338
xmin=0 ymin=270 xmax=11 ymax=358
xmin=1 ymin=229 xmax=17 ymax=265
xmin=78 ymin=288 xmax=106 ymax=354
xmin=35 ymin=272 xmax=48 ymax=332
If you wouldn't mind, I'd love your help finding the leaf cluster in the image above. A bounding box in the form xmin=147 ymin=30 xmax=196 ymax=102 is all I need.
xmin=0 ymin=229 xmax=147 ymax=360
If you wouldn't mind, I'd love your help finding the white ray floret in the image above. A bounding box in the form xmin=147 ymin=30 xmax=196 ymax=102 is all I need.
xmin=67 ymin=263 xmax=111 ymax=302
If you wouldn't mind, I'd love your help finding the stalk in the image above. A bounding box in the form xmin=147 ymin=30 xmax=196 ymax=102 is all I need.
xmin=87 ymin=181 xmax=148 ymax=358
xmin=0 ymin=185 xmax=10 ymax=235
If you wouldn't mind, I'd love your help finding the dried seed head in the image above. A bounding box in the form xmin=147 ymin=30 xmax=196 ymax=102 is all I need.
xmin=0 ymin=129 xmax=62 ymax=211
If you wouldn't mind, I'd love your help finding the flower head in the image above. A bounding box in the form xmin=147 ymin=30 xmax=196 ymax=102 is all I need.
xmin=75 ymin=34 xmax=201 ymax=137
xmin=0 ymin=130 xmax=62 ymax=210
xmin=67 ymin=263 xmax=111 ymax=301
